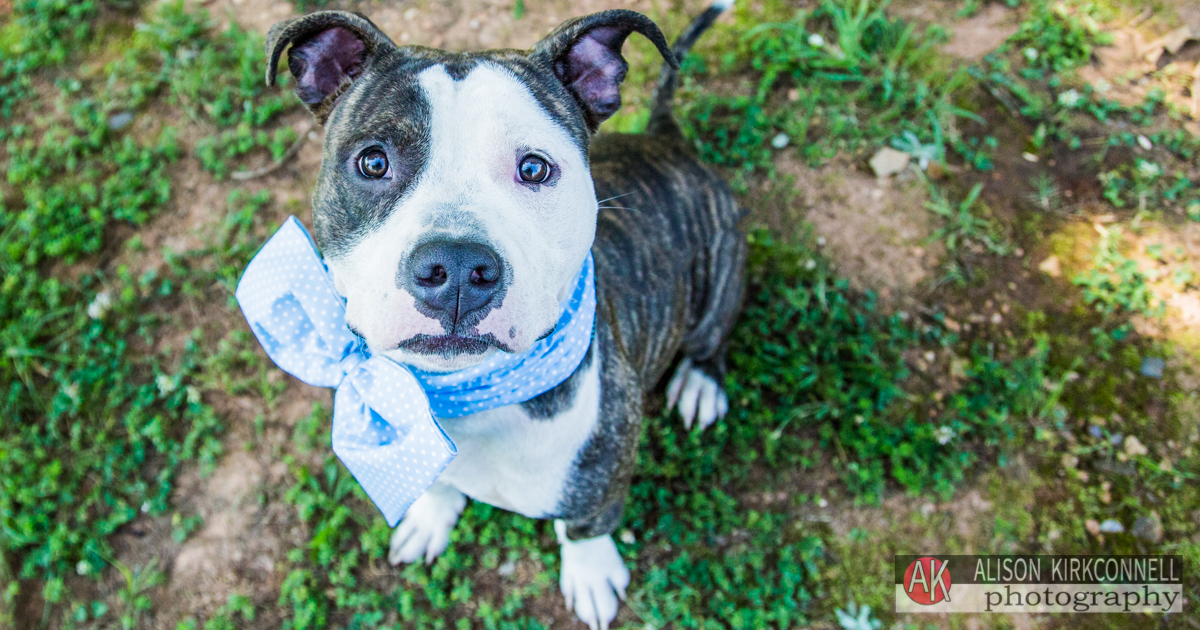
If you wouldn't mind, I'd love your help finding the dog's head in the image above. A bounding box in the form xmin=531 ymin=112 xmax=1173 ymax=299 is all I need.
xmin=266 ymin=10 xmax=673 ymax=372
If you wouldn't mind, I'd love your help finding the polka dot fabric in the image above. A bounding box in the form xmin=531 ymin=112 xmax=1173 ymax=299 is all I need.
xmin=235 ymin=217 xmax=595 ymax=526
xmin=411 ymin=252 xmax=595 ymax=418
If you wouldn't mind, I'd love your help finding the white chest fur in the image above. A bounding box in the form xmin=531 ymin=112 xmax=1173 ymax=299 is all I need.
xmin=433 ymin=345 xmax=601 ymax=518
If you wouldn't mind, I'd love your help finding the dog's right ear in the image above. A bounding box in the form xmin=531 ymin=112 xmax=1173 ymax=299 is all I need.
xmin=266 ymin=11 xmax=396 ymax=124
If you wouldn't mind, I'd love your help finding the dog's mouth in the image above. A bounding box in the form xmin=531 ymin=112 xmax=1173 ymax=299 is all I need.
xmin=396 ymin=333 xmax=508 ymax=357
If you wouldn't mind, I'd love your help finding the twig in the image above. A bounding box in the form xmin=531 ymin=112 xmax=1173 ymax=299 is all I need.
xmin=231 ymin=124 xmax=313 ymax=181
xmin=980 ymin=81 xmax=1022 ymax=118
xmin=1191 ymin=64 xmax=1200 ymax=121
xmin=1127 ymin=8 xmax=1152 ymax=28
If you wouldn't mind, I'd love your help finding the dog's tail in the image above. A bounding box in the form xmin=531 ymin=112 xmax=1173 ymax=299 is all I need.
xmin=646 ymin=0 xmax=733 ymax=136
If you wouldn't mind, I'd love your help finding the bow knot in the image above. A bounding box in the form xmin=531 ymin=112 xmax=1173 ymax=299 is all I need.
xmin=236 ymin=217 xmax=595 ymax=526
xmin=337 ymin=346 xmax=369 ymax=381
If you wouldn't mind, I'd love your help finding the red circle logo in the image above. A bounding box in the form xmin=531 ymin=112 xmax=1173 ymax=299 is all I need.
xmin=903 ymin=557 xmax=953 ymax=605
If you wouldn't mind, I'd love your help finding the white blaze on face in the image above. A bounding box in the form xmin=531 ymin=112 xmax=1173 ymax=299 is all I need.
xmin=326 ymin=62 xmax=598 ymax=373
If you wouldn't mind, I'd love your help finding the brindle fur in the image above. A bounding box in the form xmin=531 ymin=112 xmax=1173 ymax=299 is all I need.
xmin=556 ymin=130 xmax=746 ymax=539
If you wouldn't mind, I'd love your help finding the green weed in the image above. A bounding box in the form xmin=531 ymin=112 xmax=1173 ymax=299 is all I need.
xmin=925 ymin=182 xmax=1012 ymax=284
xmin=0 ymin=0 xmax=289 ymax=619
xmin=102 ymin=1 xmax=300 ymax=178
xmin=678 ymin=0 xmax=969 ymax=186
xmin=728 ymin=231 xmax=1045 ymax=501
xmin=1007 ymin=1 xmax=1111 ymax=75
xmin=1072 ymin=226 xmax=1162 ymax=318
xmin=0 ymin=0 xmax=99 ymax=117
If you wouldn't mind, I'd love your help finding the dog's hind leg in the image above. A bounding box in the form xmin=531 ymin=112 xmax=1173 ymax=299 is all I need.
xmin=387 ymin=481 xmax=466 ymax=565
xmin=667 ymin=228 xmax=747 ymax=430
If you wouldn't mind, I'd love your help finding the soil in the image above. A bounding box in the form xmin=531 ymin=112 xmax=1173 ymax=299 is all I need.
xmin=769 ymin=155 xmax=943 ymax=306
xmin=942 ymin=3 xmax=1020 ymax=61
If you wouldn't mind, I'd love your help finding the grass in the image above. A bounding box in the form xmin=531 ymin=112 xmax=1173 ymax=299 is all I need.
xmin=1 ymin=0 xmax=1199 ymax=627
xmin=674 ymin=0 xmax=971 ymax=187
xmin=0 ymin=0 xmax=293 ymax=623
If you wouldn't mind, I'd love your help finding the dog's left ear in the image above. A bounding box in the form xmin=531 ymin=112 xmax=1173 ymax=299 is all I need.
xmin=532 ymin=10 xmax=677 ymax=131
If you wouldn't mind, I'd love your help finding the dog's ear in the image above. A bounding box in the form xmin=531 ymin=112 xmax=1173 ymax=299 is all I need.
xmin=266 ymin=11 xmax=396 ymax=124
xmin=532 ymin=10 xmax=677 ymax=131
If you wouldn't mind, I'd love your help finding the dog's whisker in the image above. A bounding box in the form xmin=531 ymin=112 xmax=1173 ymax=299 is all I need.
xmin=595 ymin=192 xmax=636 ymax=205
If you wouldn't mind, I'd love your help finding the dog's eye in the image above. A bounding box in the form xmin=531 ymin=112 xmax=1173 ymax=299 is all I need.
xmin=358 ymin=149 xmax=389 ymax=178
xmin=518 ymin=155 xmax=550 ymax=184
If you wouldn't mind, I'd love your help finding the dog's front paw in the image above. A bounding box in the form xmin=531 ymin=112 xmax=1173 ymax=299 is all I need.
xmin=388 ymin=483 xmax=466 ymax=565
xmin=666 ymin=358 xmax=729 ymax=431
xmin=555 ymin=521 xmax=629 ymax=630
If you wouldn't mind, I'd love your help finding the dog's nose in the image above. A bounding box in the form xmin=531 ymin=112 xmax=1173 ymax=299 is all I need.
xmin=405 ymin=240 xmax=503 ymax=327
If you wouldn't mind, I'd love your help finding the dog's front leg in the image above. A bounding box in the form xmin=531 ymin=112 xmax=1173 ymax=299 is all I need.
xmin=555 ymin=519 xmax=629 ymax=630
xmin=388 ymin=481 xmax=466 ymax=565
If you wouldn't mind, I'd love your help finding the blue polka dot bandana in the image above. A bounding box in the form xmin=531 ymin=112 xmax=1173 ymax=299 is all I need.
xmin=235 ymin=217 xmax=596 ymax=526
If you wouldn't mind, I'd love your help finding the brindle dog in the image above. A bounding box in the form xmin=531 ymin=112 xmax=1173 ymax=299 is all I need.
xmin=265 ymin=3 xmax=744 ymax=627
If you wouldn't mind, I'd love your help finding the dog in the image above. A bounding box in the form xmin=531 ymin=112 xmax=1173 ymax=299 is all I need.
xmin=265 ymin=2 xmax=745 ymax=627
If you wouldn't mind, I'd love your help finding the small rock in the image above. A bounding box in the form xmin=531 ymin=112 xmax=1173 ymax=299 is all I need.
xmin=950 ymin=357 xmax=969 ymax=379
xmin=87 ymin=291 xmax=112 ymax=319
xmin=1038 ymin=255 xmax=1061 ymax=277
xmin=108 ymin=112 xmax=133 ymax=130
xmin=771 ymin=133 xmax=790 ymax=149
xmin=869 ymin=147 xmax=910 ymax=178
xmin=1085 ymin=519 xmax=1101 ymax=536
xmin=1131 ymin=514 xmax=1163 ymax=544
xmin=1140 ymin=357 xmax=1164 ymax=378
xmin=1137 ymin=135 xmax=1153 ymax=151
xmin=1124 ymin=435 xmax=1148 ymax=457
xmin=1058 ymin=89 xmax=1083 ymax=107
xmin=1159 ymin=26 xmax=1198 ymax=55
xmin=1022 ymin=152 xmax=1039 ymax=162
xmin=1098 ymin=519 xmax=1124 ymax=533
xmin=498 ymin=559 xmax=516 ymax=576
